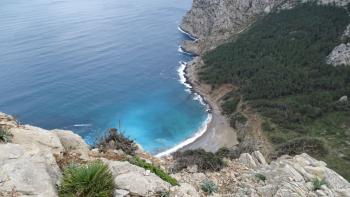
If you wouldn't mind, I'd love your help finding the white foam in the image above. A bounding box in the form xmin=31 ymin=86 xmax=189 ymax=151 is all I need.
xmin=155 ymin=113 xmax=212 ymax=158
xmin=74 ymin=124 xmax=92 ymax=127
xmin=177 ymin=61 xmax=192 ymax=89
xmin=157 ymin=29 xmax=212 ymax=158
xmin=178 ymin=26 xmax=198 ymax=41
xmin=178 ymin=46 xmax=193 ymax=55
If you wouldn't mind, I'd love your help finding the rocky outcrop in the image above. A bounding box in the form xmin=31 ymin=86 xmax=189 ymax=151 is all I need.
xmin=180 ymin=0 xmax=349 ymax=54
xmin=173 ymin=152 xmax=350 ymax=196
xmin=327 ymin=43 xmax=350 ymax=66
xmin=1 ymin=112 xmax=349 ymax=197
xmin=102 ymin=159 xmax=171 ymax=196
xmin=54 ymin=129 xmax=90 ymax=160
xmin=0 ymin=143 xmax=59 ymax=197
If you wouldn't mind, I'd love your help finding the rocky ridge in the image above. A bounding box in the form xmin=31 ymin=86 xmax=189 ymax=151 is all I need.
xmin=1 ymin=112 xmax=350 ymax=196
xmin=180 ymin=0 xmax=349 ymax=55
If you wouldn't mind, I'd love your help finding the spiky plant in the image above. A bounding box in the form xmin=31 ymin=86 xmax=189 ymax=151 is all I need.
xmin=201 ymin=179 xmax=218 ymax=195
xmin=58 ymin=161 xmax=115 ymax=197
xmin=0 ymin=126 xmax=13 ymax=143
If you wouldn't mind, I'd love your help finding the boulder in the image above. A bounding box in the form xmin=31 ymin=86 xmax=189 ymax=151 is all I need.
xmin=0 ymin=144 xmax=59 ymax=196
xmin=10 ymin=125 xmax=63 ymax=155
xmin=339 ymin=96 xmax=348 ymax=103
xmin=53 ymin=129 xmax=90 ymax=160
xmin=170 ymin=183 xmax=199 ymax=197
xmin=114 ymin=189 xmax=130 ymax=197
xmin=103 ymin=160 xmax=171 ymax=196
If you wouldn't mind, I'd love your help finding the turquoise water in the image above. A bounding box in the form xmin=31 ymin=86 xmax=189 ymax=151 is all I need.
xmin=0 ymin=0 xmax=208 ymax=154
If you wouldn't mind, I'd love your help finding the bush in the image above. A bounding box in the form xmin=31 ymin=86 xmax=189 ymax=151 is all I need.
xmin=275 ymin=137 xmax=328 ymax=158
xmin=230 ymin=112 xmax=248 ymax=129
xmin=201 ymin=180 xmax=218 ymax=195
xmin=130 ymin=156 xmax=178 ymax=186
xmin=173 ymin=149 xmax=225 ymax=172
xmin=255 ymin=173 xmax=267 ymax=182
xmin=221 ymin=96 xmax=240 ymax=115
xmin=216 ymin=139 xmax=260 ymax=160
xmin=96 ymin=128 xmax=137 ymax=155
xmin=313 ymin=178 xmax=326 ymax=191
xmin=0 ymin=126 xmax=13 ymax=143
xmin=58 ymin=161 xmax=115 ymax=197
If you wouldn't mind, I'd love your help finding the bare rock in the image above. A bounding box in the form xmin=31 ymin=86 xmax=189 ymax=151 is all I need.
xmin=53 ymin=129 xmax=90 ymax=160
xmin=103 ymin=160 xmax=171 ymax=196
xmin=0 ymin=144 xmax=59 ymax=196
xmin=170 ymin=183 xmax=199 ymax=197
xmin=339 ymin=96 xmax=348 ymax=103
xmin=239 ymin=153 xmax=258 ymax=168
xmin=327 ymin=43 xmax=350 ymax=66
xmin=114 ymin=189 xmax=130 ymax=197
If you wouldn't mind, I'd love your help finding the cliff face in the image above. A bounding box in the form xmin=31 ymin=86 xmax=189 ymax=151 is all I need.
xmin=180 ymin=0 xmax=349 ymax=54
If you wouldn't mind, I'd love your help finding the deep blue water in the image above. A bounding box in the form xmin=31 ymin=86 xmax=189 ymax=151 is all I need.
xmin=0 ymin=0 xmax=208 ymax=154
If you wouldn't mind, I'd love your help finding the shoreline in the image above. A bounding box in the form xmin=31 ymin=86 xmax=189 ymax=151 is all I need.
xmin=156 ymin=27 xmax=238 ymax=157
xmin=180 ymin=57 xmax=238 ymax=152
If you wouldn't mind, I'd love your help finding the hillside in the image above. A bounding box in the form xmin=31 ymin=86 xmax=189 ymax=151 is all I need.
xmin=182 ymin=1 xmax=350 ymax=181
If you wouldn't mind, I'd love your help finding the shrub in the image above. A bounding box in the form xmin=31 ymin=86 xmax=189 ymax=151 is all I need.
xmin=201 ymin=180 xmax=218 ymax=195
xmin=0 ymin=126 xmax=13 ymax=143
xmin=313 ymin=178 xmax=326 ymax=191
xmin=230 ymin=112 xmax=248 ymax=129
xmin=275 ymin=137 xmax=328 ymax=158
xmin=216 ymin=138 xmax=262 ymax=160
xmin=130 ymin=156 xmax=178 ymax=186
xmin=58 ymin=161 xmax=115 ymax=197
xmin=255 ymin=173 xmax=267 ymax=182
xmin=173 ymin=149 xmax=225 ymax=172
xmin=96 ymin=128 xmax=137 ymax=155
xmin=221 ymin=96 xmax=240 ymax=115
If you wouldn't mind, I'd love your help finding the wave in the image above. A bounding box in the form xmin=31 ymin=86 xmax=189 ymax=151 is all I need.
xmin=177 ymin=26 xmax=198 ymax=41
xmin=155 ymin=113 xmax=212 ymax=157
xmin=178 ymin=45 xmax=194 ymax=56
xmin=74 ymin=124 xmax=92 ymax=127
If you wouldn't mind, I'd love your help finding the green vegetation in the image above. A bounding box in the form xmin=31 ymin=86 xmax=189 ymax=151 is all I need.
xmin=255 ymin=173 xmax=267 ymax=182
xmin=230 ymin=112 xmax=248 ymax=129
xmin=312 ymin=178 xmax=326 ymax=191
xmin=200 ymin=3 xmax=350 ymax=180
xmin=58 ymin=161 xmax=115 ymax=197
xmin=0 ymin=126 xmax=13 ymax=143
xmin=96 ymin=128 xmax=137 ymax=155
xmin=201 ymin=180 xmax=218 ymax=195
xmin=130 ymin=156 xmax=178 ymax=186
xmin=173 ymin=149 xmax=225 ymax=172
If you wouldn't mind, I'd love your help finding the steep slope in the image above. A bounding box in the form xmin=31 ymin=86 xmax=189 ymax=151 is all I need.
xmin=181 ymin=0 xmax=350 ymax=181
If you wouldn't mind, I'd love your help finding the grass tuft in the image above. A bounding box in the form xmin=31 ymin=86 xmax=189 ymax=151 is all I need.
xmin=201 ymin=179 xmax=218 ymax=195
xmin=130 ymin=156 xmax=178 ymax=186
xmin=58 ymin=160 xmax=115 ymax=197
xmin=0 ymin=126 xmax=13 ymax=143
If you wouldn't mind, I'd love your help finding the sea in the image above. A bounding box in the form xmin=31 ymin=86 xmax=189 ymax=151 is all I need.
xmin=0 ymin=0 xmax=209 ymax=155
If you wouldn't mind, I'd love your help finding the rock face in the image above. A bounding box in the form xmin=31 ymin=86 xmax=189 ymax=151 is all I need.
xmin=0 ymin=113 xmax=88 ymax=196
xmin=102 ymin=160 xmax=171 ymax=196
xmin=180 ymin=0 xmax=349 ymax=54
xmin=54 ymin=129 xmax=90 ymax=160
xmin=0 ymin=144 xmax=59 ymax=197
xmin=327 ymin=43 xmax=350 ymax=66
xmin=243 ymin=153 xmax=350 ymax=197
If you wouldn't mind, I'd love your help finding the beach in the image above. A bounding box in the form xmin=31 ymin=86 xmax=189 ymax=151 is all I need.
xmin=181 ymin=57 xmax=238 ymax=152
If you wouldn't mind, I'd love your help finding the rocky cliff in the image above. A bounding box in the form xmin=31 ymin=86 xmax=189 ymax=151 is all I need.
xmin=1 ymin=112 xmax=350 ymax=196
xmin=180 ymin=0 xmax=349 ymax=55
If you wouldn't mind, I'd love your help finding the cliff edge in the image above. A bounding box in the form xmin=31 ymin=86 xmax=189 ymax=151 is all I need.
xmin=1 ymin=112 xmax=350 ymax=196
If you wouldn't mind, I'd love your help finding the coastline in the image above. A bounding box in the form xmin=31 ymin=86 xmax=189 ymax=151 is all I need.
xmin=156 ymin=27 xmax=238 ymax=157
xmin=155 ymin=24 xmax=238 ymax=157
xmin=180 ymin=57 xmax=238 ymax=152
